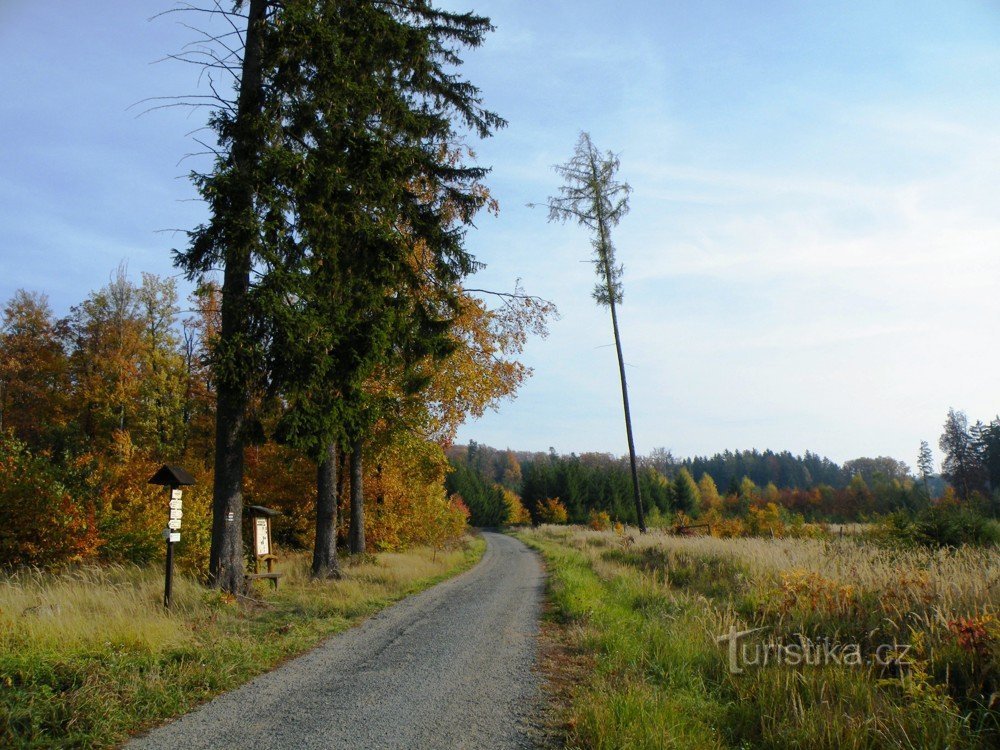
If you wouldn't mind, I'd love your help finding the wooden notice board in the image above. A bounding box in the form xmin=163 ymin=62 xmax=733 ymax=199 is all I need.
xmin=253 ymin=516 xmax=271 ymax=556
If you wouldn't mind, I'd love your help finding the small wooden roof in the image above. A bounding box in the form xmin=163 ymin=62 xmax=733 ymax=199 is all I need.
xmin=147 ymin=464 xmax=197 ymax=487
xmin=246 ymin=505 xmax=281 ymax=518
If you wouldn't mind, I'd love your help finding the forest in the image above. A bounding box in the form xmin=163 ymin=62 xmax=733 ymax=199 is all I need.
xmin=0 ymin=262 xmax=551 ymax=572
xmin=448 ymin=409 xmax=1000 ymax=537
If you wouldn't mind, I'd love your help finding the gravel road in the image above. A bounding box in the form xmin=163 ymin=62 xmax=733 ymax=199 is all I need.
xmin=128 ymin=532 xmax=544 ymax=750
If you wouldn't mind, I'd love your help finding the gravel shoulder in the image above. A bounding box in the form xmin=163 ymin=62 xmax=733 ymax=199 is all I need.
xmin=127 ymin=532 xmax=544 ymax=750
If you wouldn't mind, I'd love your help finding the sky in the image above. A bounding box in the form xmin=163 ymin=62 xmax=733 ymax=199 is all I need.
xmin=2 ymin=1 xmax=999 ymax=469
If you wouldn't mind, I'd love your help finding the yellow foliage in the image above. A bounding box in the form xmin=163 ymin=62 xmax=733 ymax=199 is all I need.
xmin=537 ymin=497 xmax=569 ymax=524
xmin=746 ymin=502 xmax=786 ymax=537
xmin=361 ymin=429 xmax=468 ymax=551
xmin=704 ymin=507 xmax=746 ymax=538
xmin=502 ymin=487 xmax=532 ymax=525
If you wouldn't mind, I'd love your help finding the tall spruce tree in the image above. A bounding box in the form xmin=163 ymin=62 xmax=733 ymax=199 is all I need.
xmin=918 ymin=440 xmax=934 ymax=498
xmin=259 ymin=0 xmax=503 ymax=571
xmin=172 ymin=0 xmax=279 ymax=592
xmin=173 ymin=0 xmax=503 ymax=585
xmin=542 ymin=132 xmax=647 ymax=531
xmin=939 ymin=408 xmax=985 ymax=500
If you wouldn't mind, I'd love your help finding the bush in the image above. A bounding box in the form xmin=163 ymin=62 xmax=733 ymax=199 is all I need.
xmin=0 ymin=435 xmax=100 ymax=567
xmin=588 ymin=509 xmax=612 ymax=531
xmin=536 ymin=497 xmax=569 ymax=525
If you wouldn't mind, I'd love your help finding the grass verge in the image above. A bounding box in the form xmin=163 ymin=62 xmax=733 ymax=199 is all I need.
xmin=0 ymin=537 xmax=484 ymax=749
xmin=518 ymin=526 xmax=999 ymax=750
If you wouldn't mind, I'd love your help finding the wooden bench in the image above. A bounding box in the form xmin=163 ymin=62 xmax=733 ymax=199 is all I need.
xmin=245 ymin=553 xmax=283 ymax=589
xmin=245 ymin=572 xmax=283 ymax=589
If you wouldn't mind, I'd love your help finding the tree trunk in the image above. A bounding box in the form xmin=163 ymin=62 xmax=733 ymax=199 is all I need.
xmin=607 ymin=293 xmax=647 ymax=533
xmin=349 ymin=436 xmax=366 ymax=554
xmin=594 ymin=222 xmax=646 ymax=530
xmin=207 ymin=0 xmax=269 ymax=592
xmin=312 ymin=440 xmax=342 ymax=579
xmin=337 ymin=444 xmax=349 ymax=526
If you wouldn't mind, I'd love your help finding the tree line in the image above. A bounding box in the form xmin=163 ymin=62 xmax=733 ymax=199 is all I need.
xmin=448 ymin=408 xmax=1000 ymax=528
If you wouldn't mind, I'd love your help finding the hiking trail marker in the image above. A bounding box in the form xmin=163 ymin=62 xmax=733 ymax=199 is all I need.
xmin=148 ymin=465 xmax=196 ymax=608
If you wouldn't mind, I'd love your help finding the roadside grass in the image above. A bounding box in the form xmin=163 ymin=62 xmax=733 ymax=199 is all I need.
xmin=0 ymin=537 xmax=484 ymax=749
xmin=520 ymin=526 xmax=999 ymax=750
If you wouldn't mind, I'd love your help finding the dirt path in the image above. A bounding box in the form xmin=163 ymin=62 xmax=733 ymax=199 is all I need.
xmin=128 ymin=532 xmax=544 ymax=749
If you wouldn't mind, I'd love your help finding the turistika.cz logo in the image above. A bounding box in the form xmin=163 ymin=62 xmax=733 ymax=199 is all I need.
xmin=716 ymin=626 xmax=912 ymax=674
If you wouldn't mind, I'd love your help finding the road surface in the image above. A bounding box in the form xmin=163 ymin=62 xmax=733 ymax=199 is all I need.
xmin=128 ymin=532 xmax=544 ymax=750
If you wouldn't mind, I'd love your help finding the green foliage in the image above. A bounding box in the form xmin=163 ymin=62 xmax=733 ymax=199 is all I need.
xmin=444 ymin=463 xmax=508 ymax=527
xmin=672 ymin=468 xmax=701 ymax=515
xmin=873 ymin=502 xmax=1000 ymax=548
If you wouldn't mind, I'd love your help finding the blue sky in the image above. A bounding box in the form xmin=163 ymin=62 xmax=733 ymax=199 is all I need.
xmin=3 ymin=1 xmax=999 ymax=468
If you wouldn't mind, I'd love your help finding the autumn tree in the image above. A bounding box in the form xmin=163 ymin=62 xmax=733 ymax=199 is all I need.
xmin=697 ymin=472 xmax=721 ymax=511
xmin=500 ymin=450 xmax=523 ymax=491
xmin=542 ymin=132 xmax=646 ymax=532
xmin=842 ymin=456 xmax=911 ymax=487
xmin=65 ymin=266 xmax=145 ymax=447
xmin=0 ymin=435 xmax=99 ymax=566
xmin=0 ymin=291 xmax=69 ymax=447
xmin=133 ymin=273 xmax=187 ymax=456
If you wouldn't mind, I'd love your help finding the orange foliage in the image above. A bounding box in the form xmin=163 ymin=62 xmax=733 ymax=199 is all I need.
xmin=0 ymin=434 xmax=100 ymax=567
xmin=588 ymin=509 xmax=612 ymax=531
xmin=536 ymin=497 xmax=569 ymax=525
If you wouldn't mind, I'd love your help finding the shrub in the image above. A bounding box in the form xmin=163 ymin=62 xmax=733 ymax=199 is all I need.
xmin=915 ymin=504 xmax=1000 ymax=547
xmin=0 ymin=435 xmax=100 ymax=567
xmin=536 ymin=497 xmax=569 ymax=524
xmin=588 ymin=509 xmax=612 ymax=531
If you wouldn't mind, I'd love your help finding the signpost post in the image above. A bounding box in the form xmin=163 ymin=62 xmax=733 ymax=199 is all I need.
xmin=148 ymin=465 xmax=196 ymax=609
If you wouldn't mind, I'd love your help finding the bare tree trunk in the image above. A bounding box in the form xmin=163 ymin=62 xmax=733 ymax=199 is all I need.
xmin=348 ymin=436 xmax=365 ymax=554
xmin=606 ymin=290 xmax=646 ymax=533
xmin=312 ymin=440 xmax=342 ymax=579
xmin=593 ymin=212 xmax=646 ymax=532
xmin=207 ymin=0 xmax=269 ymax=592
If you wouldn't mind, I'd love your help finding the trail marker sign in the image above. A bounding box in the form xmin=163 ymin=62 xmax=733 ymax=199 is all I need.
xmin=148 ymin=465 xmax=195 ymax=608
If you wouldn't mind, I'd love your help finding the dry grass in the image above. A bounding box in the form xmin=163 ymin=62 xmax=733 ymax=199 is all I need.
xmin=522 ymin=525 xmax=1000 ymax=750
xmin=560 ymin=525 xmax=1000 ymax=615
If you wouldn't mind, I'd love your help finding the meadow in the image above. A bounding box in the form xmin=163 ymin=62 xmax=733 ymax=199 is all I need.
xmin=0 ymin=538 xmax=484 ymax=749
xmin=520 ymin=526 xmax=999 ymax=750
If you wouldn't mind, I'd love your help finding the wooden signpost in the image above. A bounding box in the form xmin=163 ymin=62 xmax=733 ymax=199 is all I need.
xmin=148 ymin=465 xmax=196 ymax=608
